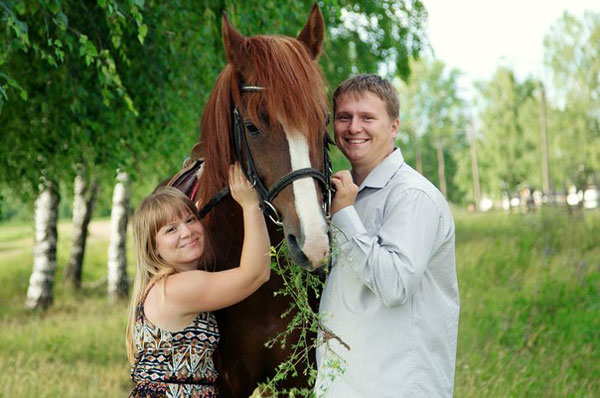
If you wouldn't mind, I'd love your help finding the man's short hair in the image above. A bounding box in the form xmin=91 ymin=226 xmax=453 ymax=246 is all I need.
xmin=333 ymin=74 xmax=400 ymax=120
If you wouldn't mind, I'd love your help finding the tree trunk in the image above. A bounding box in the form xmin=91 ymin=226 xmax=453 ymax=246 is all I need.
xmin=64 ymin=173 xmax=98 ymax=288
xmin=436 ymin=142 xmax=447 ymax=198
xmin=468 ymin=123 xmax=482 ymax=209
xmin=26 ymin=180 xmax=60 ymax=309
xmin=415 ymin=145 xmax=423 ymax=174
xmin=107 ymin=171 xmax=130 ymax=301
xmin=539 ymin=83 xmax=552 ymax=199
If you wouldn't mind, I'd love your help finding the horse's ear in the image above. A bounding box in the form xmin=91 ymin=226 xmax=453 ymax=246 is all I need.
xmin=190 ymin=140 xmax=204 ymax=162
xmin=222 ymin=12 xmax=247 ymax=69
xmin=297 ymin=3 xmax=324 ymax=59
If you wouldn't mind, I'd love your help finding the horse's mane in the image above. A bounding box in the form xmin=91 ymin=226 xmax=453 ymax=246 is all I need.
xmin=198 ymin=34 xmax=328 ymax=237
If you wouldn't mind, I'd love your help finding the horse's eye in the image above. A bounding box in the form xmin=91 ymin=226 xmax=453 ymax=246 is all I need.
xmin=244 ymin=120 xmax=261 ymax=136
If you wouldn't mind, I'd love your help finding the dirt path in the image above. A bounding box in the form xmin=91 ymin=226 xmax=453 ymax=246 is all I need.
xmin=88 ymin=219 xmax=112 ymax=240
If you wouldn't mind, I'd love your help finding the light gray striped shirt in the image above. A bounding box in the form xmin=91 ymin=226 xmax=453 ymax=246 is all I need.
xmin=316 ymin=148 xmax=459 ymax=398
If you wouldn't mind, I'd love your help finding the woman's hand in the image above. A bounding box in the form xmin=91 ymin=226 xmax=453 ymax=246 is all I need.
xmin=330 ymin=170 xmax=358 ymax=214
xmin=229 ymin=162 xmax=259 ymax=209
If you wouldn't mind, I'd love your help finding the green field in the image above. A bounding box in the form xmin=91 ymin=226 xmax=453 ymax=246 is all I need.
xmin=0 ymin=209 xmax=598 ymax=397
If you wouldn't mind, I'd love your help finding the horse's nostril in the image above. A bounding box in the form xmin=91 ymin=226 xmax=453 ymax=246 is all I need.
xmin=286 ymin=234 xmax=310 ymax=268
xmin=287 ymin=233 xmax=301 ymax=252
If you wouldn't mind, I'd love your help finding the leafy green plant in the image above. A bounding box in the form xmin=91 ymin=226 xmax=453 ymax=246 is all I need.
xmin=257 ymin=240 xmax=347 ymax=397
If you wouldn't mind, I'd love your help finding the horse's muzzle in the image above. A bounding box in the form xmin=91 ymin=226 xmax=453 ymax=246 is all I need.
xmin=286 ymin=232 xmax=330 ymax=271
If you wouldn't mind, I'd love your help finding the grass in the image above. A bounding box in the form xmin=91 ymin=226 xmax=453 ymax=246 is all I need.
xmin=0 ymin=219 xmax=135 ymax=397
xmin=0 ymin=209 xmax=598 ymax=397
xmin=453 ymin=208 xmax=599 ymax=397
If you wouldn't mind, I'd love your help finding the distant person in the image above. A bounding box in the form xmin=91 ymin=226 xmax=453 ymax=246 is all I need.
xmin=316 ymin=74 xmax=459 ymax=397
xmin=125 ymin=163 xmax=271 ymax=398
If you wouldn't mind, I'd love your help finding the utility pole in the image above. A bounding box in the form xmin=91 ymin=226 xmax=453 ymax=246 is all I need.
xmin=468 ymin=122 xmax=481 ymax=210
xmin=415 ymin=140 xmax=423 ymax=174
xmin=539 ymin=82 xmax=552 ymax=199
xmin=436 ymin=141 xmax=447 ymax=198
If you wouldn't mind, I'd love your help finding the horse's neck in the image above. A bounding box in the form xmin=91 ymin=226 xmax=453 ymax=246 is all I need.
xmin=209 ymin=204 xmax=284 ymax=272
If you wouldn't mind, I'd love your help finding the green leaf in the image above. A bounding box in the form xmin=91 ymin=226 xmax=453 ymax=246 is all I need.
xmin=124 ymin=95 xmax=139 ymax=117
xmin=47 ymin=1 xmax=60 ymax=14
xmin=6 ymin=76 xmax=28 ymax=101
xmin=15 ymin=1 xmax=26 ymax=15
xmin=54 ymin=12 xmax=68 ymax=29
xmin=111 ymin=34 xmax=122 ymax=49
xmin=134 ymin=0 xmax=145 ymax=8
xmin=137 ymin=24 xmax=147 ymax=45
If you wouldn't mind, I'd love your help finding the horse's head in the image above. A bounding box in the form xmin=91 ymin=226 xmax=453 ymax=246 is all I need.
xmin=205 ymin=5 xmax=330 ymax=271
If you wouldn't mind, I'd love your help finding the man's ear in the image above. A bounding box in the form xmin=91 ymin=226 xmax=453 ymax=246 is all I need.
xmin=391 ymin=117 xmax=400 ymax=139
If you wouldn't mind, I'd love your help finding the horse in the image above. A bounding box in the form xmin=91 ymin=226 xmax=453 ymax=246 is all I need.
xmin=169 ymin=5 xmax=331 ymax=397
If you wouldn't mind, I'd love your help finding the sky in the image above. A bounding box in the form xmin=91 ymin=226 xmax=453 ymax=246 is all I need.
xmin=422 ymin=0 xmax=599 ymax=100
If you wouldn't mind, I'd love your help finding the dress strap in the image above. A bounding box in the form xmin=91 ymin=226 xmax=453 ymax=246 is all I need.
xmin=138 ymin=280 xmax=159 ymax=315
xmin=141 ymin=281 xmax=157 ymax=303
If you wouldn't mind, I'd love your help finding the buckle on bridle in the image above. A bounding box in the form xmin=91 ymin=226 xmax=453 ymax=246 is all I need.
xmin=260 ymin=200 xmax=283 ymax=227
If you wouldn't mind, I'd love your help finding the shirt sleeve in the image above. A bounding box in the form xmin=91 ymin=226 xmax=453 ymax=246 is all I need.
xmin=331 ymin=188 xmax=441 ymax=307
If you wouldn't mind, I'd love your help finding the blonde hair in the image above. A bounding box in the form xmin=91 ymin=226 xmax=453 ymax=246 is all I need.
xmin=125 ymin=187 xmax=211 ymax=365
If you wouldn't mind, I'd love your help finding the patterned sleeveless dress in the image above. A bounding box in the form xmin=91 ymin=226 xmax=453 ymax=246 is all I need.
xmin=129 ymin=285 xmax=220 ymax=398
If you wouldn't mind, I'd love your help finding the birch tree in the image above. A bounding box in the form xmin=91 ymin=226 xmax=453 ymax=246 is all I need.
xmin=107 ymin=171 xmax=130 ymax=301
xmin=26 ymin=180 xmax=60 ymax=309
xmin=64 ymin=171 xmax=98 ymax=288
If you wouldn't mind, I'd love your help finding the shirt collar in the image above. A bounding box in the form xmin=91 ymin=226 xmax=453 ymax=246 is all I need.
xmin=356 ymin=147 xmax=404 ymax=190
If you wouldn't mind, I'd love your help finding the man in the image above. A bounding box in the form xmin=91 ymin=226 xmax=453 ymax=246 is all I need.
xmin=316 ymin=74 xmax=459 ymax=397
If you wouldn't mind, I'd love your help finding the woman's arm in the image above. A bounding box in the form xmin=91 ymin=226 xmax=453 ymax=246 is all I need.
xmin=162 ymin=162 xmax=271 ymax=315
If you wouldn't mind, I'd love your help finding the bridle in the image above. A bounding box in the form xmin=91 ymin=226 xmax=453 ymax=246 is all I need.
xmin=198 ymin=84 xmax=334 ymax=226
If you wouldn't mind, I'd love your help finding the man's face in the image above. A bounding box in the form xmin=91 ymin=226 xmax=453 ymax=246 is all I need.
xmin=334 ymin=91 xmax=399 ymax=175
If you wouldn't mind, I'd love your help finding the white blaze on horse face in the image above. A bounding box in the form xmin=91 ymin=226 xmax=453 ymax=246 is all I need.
xmin=284 ymin=129 xmax=330 ymax=268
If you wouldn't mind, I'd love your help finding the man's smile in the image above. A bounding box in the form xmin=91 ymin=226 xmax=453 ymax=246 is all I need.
xmin=345 ymin=138 xmax=369 ymax=145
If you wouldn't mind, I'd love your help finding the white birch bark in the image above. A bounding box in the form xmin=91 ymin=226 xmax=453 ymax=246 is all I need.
xmin=26 ymin=181 xmax=60 ymax=309
xmin=64 ymin=173 xmax=98 ymax=288
xmin=107 ymin=171 xmax=130 ymax=301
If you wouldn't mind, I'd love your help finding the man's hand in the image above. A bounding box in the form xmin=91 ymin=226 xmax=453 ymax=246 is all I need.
xmin=331 ymin=170 xmax=358 ymax=215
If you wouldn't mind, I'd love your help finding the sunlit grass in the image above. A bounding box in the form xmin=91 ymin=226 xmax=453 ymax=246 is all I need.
xmin=0 ymin=209 xmax=598 ymax=397
xmin=453 ymin=208 xmax=599 ymax=397
xmin=0 ymin=219 xmax=135 ymax=397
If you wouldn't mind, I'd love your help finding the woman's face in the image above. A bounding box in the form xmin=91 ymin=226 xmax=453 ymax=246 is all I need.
xmin=155 ymin=212 xmax=205 ymax=271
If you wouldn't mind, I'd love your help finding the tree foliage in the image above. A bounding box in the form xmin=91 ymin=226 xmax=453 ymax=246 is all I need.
xmin=473 ymin=68 xmax=540 ymax=195
xmin=0 ymin=0 xmax=149 ymax=197
xmin=544 ymin=10 xmax=600 ymax=189
xmin=0 ymin=0 xmax=428 ymax=207
xmin=466 ymin=10 xmax=600 ymax=200
xmin=396 ymin=58 xmax=468 ymax=202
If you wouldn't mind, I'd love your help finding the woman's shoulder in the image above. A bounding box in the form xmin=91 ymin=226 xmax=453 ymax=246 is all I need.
xmin=143 ymin=277 xmax=200 ymax=332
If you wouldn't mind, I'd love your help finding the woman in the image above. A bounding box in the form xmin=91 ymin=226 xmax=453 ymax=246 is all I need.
xmin=126 ymin=162 xmax=271 ymax=397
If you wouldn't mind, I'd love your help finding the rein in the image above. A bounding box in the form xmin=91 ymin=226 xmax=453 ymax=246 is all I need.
xmin=197 ymin=84 xmax=334 ymax=226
